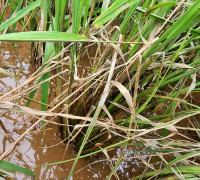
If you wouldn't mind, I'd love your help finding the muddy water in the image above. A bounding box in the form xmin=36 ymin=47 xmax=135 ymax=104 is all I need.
xmin=0 ymin=42 xmax=142 ymax=180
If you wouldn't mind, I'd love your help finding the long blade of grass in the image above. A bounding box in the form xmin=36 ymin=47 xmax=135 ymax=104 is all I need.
xmin=41 ymin=42 xmax=54 ymax=112
xmin=0 ymin=160 xmax=35 ymax=178
xmin=55 ymin=0 xmax=60 ymax=32
xmin=0 ymin=0 xmax=41 ymax=31
xmin=72 ymin=0 xmax=83 ymax=34
xmin=0 ymin=31 xmax=142 ymax=45
xmin=144 ymin=2 xmax=191 ymax=16
xmin=60 ymin=0 xmax=68 ymax=31
xmin=40 ymin=42 xmax=54 ymax=130
xmin=0 ymin=31 xmax=89 ymax=42
xmin=135 ymin=166 xmax=200 ymax=180
xmin=93 ymin=0 xmax=141 ymax=28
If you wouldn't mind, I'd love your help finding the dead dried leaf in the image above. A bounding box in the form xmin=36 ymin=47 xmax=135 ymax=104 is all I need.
xmin=112 ymin=81 xmax=133 ymax=111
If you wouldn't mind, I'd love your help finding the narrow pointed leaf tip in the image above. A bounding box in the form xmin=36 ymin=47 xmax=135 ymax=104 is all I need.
xmin=93 ymin=0 xmax=140 ymax=28
xmin=0 ymin=31 xmax=89 ymax=42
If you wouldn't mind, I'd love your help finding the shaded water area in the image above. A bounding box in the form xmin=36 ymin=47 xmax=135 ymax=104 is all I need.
xmin=0 ymin=42 xmax=144 ymax=180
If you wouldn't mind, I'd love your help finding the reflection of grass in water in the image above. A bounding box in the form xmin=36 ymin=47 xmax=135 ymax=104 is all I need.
xmin=0 ymin=0 xmax=200 ymax=179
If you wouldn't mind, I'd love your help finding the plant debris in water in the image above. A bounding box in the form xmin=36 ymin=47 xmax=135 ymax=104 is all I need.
xmin=0 ymin=0 xmax=200 ymax=179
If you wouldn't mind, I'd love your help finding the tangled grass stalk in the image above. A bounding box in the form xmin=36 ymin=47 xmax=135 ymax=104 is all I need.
xmin=0 ymin=0 xmax=200 ymax=179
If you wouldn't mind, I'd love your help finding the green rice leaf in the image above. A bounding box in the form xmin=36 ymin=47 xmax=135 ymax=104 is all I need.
xmin=26 ymin=78 xmax=42 ymax=107
xmin=0 ymin=160 xmax=35 ymax=178
xmin=166 ymin=151 xmax=200 ymax=168
xmin=72 ymin=0 xmax=83 ymax=34
xmin=93 ymin=0 xmax=141 ymax=28
xmin=135 ymin=166 xmax=200 ymax=179
xmin=40 ymin=44 xmax=52 ymax=129
xmin=144 ymin=2 xmax=192 ymax=16
xmin=41 ymin=42 xmax=54 ymax=112
xmin=0 ymin=31 xmax=89 ymax=42
xmin=0 ymin=0 xmax=40 ymax=31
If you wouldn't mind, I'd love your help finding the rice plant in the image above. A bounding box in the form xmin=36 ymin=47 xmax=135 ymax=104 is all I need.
xmin=0 ymin=0 xmax=200 ymax=179
xmin=0 ymin=160 xmax=35 ymax=179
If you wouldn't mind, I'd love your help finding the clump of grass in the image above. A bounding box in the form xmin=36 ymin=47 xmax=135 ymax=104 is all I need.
xmin=0 ymin=0 xmax=200 ymax=179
